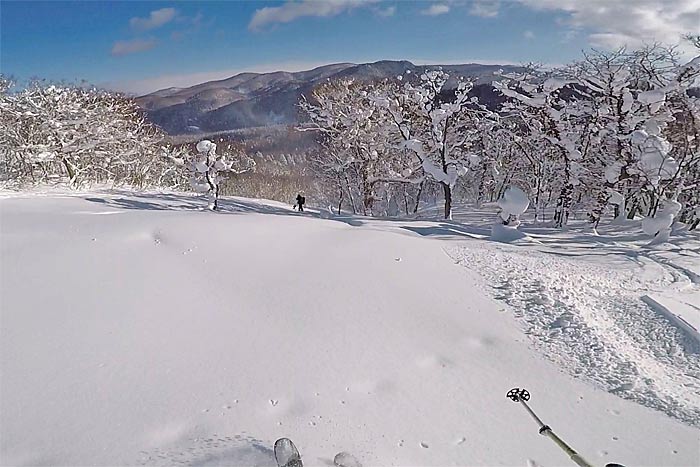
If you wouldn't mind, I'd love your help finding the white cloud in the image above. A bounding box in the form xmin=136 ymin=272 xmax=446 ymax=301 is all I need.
xmin=129 ymin=8 xmax=177 ymax=31
xmin=249 ymin=0 xmax=377 ymax=31
xmin=523 ymin=30 xmax=535 ymax=39
xmin=375 ymin=5 xmax=396 ymax=17
xmin=517 ymin=0 xmax=700 ymax=55
xmin=169 ymin=12 xmax=207 ymax=42
xmin=420 ymin=4 xmax=450 ymax=16
xmin=111 ymin=38 xmax=157 ymax=57
xmin=469 ymin=1 xmax=500 ymax=18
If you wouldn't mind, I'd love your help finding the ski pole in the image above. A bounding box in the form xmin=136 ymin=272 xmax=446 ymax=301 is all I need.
xmin=506 ymin=388 xmax=593 ymax=467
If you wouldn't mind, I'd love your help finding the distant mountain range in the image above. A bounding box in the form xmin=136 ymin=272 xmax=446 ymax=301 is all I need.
xmin=136 ymin=60 xmax=523 ymax=135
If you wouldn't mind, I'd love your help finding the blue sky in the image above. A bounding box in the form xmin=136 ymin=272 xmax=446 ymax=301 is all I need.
xmin=1 ymin=1 xmax=697 ymax=94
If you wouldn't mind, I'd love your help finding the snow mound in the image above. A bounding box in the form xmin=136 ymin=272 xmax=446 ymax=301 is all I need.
xmin=643 ymin=199 xmax=683 ymax=246
xmin=196 ymin=139 xmax=216 ymax=153
xmin=497 ymin=186 xmax=529 ymax=222
xmin=490 ymin=223 xmax=531 ymax=243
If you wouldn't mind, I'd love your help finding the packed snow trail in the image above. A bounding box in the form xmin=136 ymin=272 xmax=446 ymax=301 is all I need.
xmin=1 ymin=191 xmax=699 ymax=466
xmin=448 ymin=242 xmax=700 ymax=428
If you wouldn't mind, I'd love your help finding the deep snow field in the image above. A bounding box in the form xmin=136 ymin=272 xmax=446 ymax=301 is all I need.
xmin=1 ymin=190 xmax=699 ymax=467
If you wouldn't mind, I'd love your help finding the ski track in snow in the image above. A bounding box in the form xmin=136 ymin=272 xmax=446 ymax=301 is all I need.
xmin=448 ymin=243 xmax=700 ymax=428
xmin=137 ymin=434 xmax=275 ymax=467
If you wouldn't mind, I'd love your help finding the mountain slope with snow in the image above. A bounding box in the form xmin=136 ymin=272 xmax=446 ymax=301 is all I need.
xmin=136 ymin=61 xmax=518 ymax=134
xmin=1 ymin=191 xmax=698 ymax=467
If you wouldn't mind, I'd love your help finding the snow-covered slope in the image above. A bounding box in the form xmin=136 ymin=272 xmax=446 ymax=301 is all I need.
xmin=136 ymin=61 xmax=518 ymax=134
xmin=1 ymin=191 xmax=698 ymax=466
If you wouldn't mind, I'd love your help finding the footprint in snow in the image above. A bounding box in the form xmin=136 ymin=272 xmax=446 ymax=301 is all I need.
xmin=416 ymin=355 xmax=452 ymax=369
xmin=462 ymin=335 xmax=496 ymax=349
xmin=419 ymin=442 xmax=429 ymax=449
xmin=138 ymin=434 xmax=275 ymax=467
xmin=334 ymin=452 xmax=362 ymax=467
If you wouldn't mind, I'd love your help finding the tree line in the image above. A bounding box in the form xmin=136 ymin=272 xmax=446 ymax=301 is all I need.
xmin=301 ymin=43 xmax=700 ymax=231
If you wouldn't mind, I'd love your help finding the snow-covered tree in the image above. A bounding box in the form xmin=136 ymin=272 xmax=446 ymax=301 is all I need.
xmin=490 ymin=46 xmax=699 ymax=238
xmin=494 ymin=66 xmax=593 ymax=227
xmin=184 ymin=139 xmax=256 ymax=211
xmin=301 ymin=80 xmax=421 ymax=215
xmin=0 ymin=80 xmax=172 ymax=188
xmin=302 ymin=70 xmax=489 ymax=219
xmin=378 ymin=70 xmax=484 ymax=219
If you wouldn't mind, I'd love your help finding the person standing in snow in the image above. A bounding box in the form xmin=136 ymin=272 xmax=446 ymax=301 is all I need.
xmin=295 ymin=193 xmax=306 ymax=212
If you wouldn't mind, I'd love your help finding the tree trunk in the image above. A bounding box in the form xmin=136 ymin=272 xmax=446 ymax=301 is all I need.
xmin=627 ymin=197 xmax=639 ymax=219
xmin=361 ymin=171 xmax=377 ymax=216
xmin=553 ymin=152 xmax=572 ymax=228
xmin=205 ymin=168 xmax=217 ymax=211
xmin=442 ymin=182 xmax=452 ymax=220
xmin=62 ymin=157 xmax=77 ymax=186
xmin=553 ymin=183 xmax=573 ymax=228
xmin=403 ymin=186 xmax=410 ymax=215
xmin=213 ymin=184 xmax=220 ymax=211
xmin=363 ymin=190 xmax=372 ymax=216
xmin=648 ymin=191 xmax=660 ymax=217
xmin=342 ymin=174 xmax=357 ymax=214
xmin=534 ymin=176 xmax=542 ymax=223
xmin=476 ymin=163 xmax=487 ymax=208
xmin=413 ymin=180 xmax=425 ymax=214
xmin=337 ymin=186 xmax=344 ymax=215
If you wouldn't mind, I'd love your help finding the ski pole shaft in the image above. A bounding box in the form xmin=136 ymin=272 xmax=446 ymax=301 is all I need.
xmin=507 ymin=388 xmax=594 ymax=467
xmin=538 ymin=423 xmax=593 ymax=467
xmin=518 ymin=398 xmax=546 ymax=427
xmin=519 ymin=399 xmax=582 ymax=459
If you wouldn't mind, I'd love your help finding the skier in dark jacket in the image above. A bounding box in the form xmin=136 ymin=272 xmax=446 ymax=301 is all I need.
xmin=295 ymin=193 xmax=306 ymax=212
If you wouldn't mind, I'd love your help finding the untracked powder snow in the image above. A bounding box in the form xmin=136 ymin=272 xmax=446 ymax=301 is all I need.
xmin=1 ymin=191 xmax=699 ymax=467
